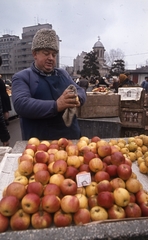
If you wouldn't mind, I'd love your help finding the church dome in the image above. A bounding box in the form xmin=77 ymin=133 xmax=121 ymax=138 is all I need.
xmin=93 ymin=37 xmax=104 ymax=48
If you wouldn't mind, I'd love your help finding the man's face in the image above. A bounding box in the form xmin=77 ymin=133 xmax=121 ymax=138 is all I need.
xmin=32 ymin=49 xmax=57 ymax=73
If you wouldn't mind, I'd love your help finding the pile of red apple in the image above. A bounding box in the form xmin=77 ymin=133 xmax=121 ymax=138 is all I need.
xmin=0 ymin=136 xmax=148 ymax=233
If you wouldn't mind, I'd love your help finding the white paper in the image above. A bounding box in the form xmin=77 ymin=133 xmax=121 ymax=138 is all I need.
xmin=118 ymin=87 xmax=143 ymax=101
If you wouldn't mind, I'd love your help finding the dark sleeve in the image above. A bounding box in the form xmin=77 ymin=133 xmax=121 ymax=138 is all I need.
xmin=0 ymin=97 xmax=10 ymax=142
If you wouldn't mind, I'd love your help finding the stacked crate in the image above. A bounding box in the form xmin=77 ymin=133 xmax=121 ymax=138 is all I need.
xmin=76 ymin=93 xmax=121 ymax=138
xmin=120 ymin=89 xmax=146 ymax=137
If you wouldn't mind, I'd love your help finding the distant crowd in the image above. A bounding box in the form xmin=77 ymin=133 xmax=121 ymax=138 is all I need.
xmin=73 ymin=72 xmax=140 ymax=93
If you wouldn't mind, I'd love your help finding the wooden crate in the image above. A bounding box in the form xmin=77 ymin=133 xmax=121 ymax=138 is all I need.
xmin=144 ymin=93 xmax=148 ymax=108
xmin=77 ymin=93 xmax=120 ymax=118
xmin=120 ymin=108 xmax=146 ymax=128
xmin=120 ymin=89 xmax=145 ymax=109
xmin=121 ymin=127 xmax=145 ymax=137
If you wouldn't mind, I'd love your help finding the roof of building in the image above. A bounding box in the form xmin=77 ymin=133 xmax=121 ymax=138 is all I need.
xmin=93 ymin=36 xmax=104 ymax=48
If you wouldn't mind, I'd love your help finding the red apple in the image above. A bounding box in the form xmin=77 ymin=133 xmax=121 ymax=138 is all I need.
xmin=73 ymin=208 xmax=91 ymax=225
xmin=102 ymin=155 xmax=112 ymax=165
xmin=60 ymin=178 xmax=77 ymax=196
xmin=91 ymin=136 xmax=101 ymax=143
xmin=58 ymin=137 xmax=69 ymax=149
xmin=21 ymin=193 xmax=40 ymax=214
xmin=0 ymin=213 xmax=9 ymax=232
xmin=97 ymin=180 xmax=113 ymax=193
xmin=31 ymin=210 xmax=52 ymax=229
xmin=124 ymin=157 xmax=132 ymax=167
xmin=64 ymin=166 xmax=79 ymax=180
xmin=106 ymin=165 xmax=118 ymax=178
xmin=47 ymin=153 xmax=55 ymax=164
xmin=136 ymin=190 xmax=148 ymax=204
xmin=88 ymin=195 xmax=98 ymax=209
xmin=139 ymin=201 xmax=148 ymax=216
xmin=108 ymin=204 xmax=126 ymax=219
xmin=94 ymin=171 xmax=110 ymax=183
xmin=48 ymin=143 xmax=59 ymax=150
xmin=33 ymin=162 xmax=48 ymax=173
xmin=26 ymin=143 xmax=37 ymax=153
xmin=26 ymin=182 xmax=44 ymax=197
xmin=52 ymin=159 xmax=67 ymax=174
xmin=10 ymin=209 xmax=30 ymax=231
xmin=110 ymin=177 xmax=125 ymax=190
xmin=83 ymin=151 xmax=96 ymax=164
xmin=34 ymin=150 xmax=49 ymax=164
xmin=98 ymin=145 xmax=111 ymax=158
xmin=129 ymin=192 xmax=136 ymax=203
xmin=97 ymin=191 xmax=114 ymax=209
xmin=6 ymin=182 xmax=26 ymax=200
xmin=43 ymin=183 xmax=61 ymax=197
xmin=61 ymin=195 xmax=79 ymax=213
xmin=0 ymin=196 xmax=20 ymax=217
xmin=34 ymin=170 xmax=50 ymax=185
xmin=37 ymin=143 xmax=49 ymax=152
xmin=79 ymin=163 xmax=90 ymax=172
xmin=53 ymin=209 xmax=72 ymax=227
xmin=19 ymin=154 xmax=34 ymax=163
xmin=124 ymin=202 xmax=142 ymax=218
xmin=18 ymin=160 xmax=33 ymax=176
xmin=111 ymin=151 xmax=125 ymax=166
xmin=117 ymin=164 xmax=132 ymax=180
xmin=41 ymin=194 xmax=61 ymax=213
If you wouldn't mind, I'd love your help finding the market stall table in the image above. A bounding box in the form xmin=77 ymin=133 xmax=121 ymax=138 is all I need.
xmin=0 ymin=141 xmax=148 ymax=240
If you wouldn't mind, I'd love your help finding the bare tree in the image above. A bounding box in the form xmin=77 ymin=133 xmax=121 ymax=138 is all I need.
xmin=105 ymin=48 xmax=125 ymax=67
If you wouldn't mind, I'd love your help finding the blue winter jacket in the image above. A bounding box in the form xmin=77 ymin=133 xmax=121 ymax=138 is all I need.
xmin=12 ymin=63 xmax=86 ymax=140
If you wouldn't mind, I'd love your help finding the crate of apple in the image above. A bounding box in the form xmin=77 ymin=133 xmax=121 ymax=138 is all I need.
xmin=0 ymin=135 xmax=148 ymax=233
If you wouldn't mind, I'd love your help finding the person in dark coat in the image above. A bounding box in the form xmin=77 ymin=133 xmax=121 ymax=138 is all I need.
xmin=12 ymin=28 xmax=86 ymax=141
xmin=0 ymin=74 xmax=11 ymax=125
xmin=79 ymin=75 xmax=89 ymax=92
xmin=0 ymin=96 xmax=10 ymax=146
xmin=0 ymin=56 xmax=10 ymax=146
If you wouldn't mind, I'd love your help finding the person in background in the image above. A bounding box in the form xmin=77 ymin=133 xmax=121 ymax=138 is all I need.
xmin=79 ymin=75 xmax=89 ymax=92
xmin=93 ymin=77 xmax=100 ymax=89
xmin=99 ymin=76 xmax=110 ymax=87
xmin=0 ymin=58 xmax=11 ymax=126
xmin=110 ymin=76 xmax=119 ymax=93
xmin=141 ymin=76 xmax=148 ymax=93
xmin=0 ymin=57 xmax=10 ymax=146
xmin=12 ymin=28 xmax=86 ymax=141
xmin=119 ymin=72 xmax=135 ymax=87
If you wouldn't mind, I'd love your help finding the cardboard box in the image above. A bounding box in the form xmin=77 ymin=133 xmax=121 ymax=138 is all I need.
xmin=119 ymin=87 xmax=145 ymax=109
xmin=77 ymin=93 xmax=120 ymax=118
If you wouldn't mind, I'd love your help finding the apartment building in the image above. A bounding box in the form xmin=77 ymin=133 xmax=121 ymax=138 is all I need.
xmin=0 ymin=23 xmax=60 ymax=80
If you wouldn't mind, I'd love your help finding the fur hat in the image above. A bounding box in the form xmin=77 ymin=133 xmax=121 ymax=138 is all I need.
xmin=31 ymin=28 xmax=59 ymax=52
xmin=119 ymin=74 xmax=127 ymax=83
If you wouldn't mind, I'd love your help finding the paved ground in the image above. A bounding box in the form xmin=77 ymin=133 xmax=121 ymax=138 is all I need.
xmin=0 ymin=116 xmax=22 ymax=148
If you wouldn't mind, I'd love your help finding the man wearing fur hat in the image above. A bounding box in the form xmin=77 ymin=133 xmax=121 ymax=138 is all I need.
xmin=12 ymin=28 xmax=86 ymax=140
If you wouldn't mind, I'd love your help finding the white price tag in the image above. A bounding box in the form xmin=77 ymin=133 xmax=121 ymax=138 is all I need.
xmin=76 ymin=172 xmax=91 ymax=187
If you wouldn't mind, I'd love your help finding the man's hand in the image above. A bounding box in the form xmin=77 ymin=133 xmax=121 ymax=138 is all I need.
xmin=56 ymin=88 xmax=80 ymax=112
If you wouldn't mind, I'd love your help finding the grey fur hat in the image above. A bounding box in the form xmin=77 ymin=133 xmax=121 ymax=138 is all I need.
xmin=31 ymin=28 xmax=59 ymax=52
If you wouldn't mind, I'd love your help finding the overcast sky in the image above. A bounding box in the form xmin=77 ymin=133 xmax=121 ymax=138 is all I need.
xmin=1 ymin=0 xmax=148 ymax=69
